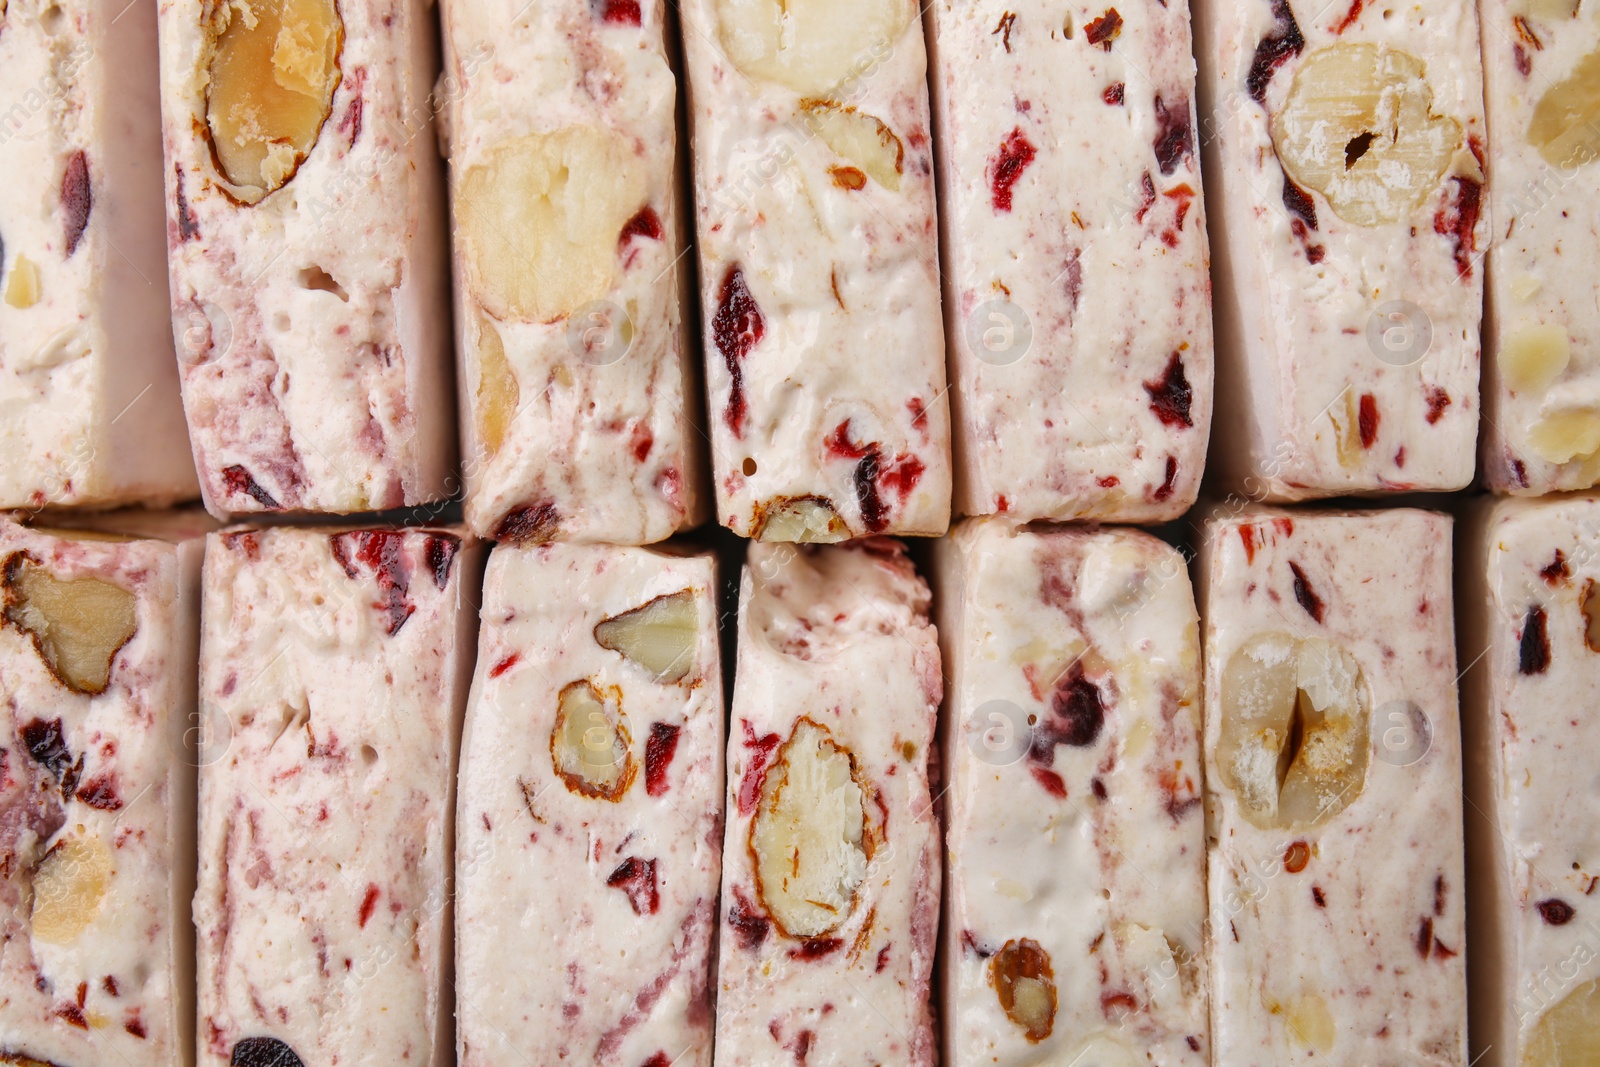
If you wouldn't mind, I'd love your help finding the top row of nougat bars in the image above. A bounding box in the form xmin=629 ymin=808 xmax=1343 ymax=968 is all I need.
xmin=0 ymin=0 xmax=1595 ymax=535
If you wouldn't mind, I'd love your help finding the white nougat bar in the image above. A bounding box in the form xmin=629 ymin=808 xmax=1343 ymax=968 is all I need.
xmin=158 ymin=0 xmax=453 ymax=517
xmin=195 ymin=526 xmax=479 ymax=1067
xmin=0 ymin=0 xmax=197 ymax=510
xmin=928 ymin=0 xmax=1215 ymax=522
xmin=1462 ymin=495 xmax=1600 ymax=1064
xmin=715 ymin=540 xmax=941 ymax=1064
xmin=439 ymin=0 xmax=707 ymax=545
xmin=1199 ymin=507 xmax=1466 ymax=1062
xmin=0 ymin=519 xmax=200 ymax=1067
xmin=679 ymin=0 xmax=953 ymax=541
xmin=456 ymin=542 xmax=723 ymax=1067
xmin=1193 ymin=0 xmax=1486 ymax=498
xmin=933 ymin=518 xmax=1209 ymax=1064
xmin=1481 ymin=1 xmax=1600 ymax=494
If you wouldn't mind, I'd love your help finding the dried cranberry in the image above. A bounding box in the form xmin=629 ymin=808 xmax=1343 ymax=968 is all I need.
xmin=222 ymin=465 xmax=280 ymax=509
xmin=606 ymin=857 xmax=660 ymax=915
xmin=712 ymin=267 xmax=764 ymax=437
xmin=62 ymin=150 xmax=91 ymax=257
xmin=1246 ymin=0 xmax=1304 ymax=101
xmin=1538 ymin=898 xmax=1576 ymax=925
xmin=644 ymin=721 xmax=680 ymax=797
xmin=988 ymin=128 xmax=1036 ymax=212
xmin=1519 ymin=605 xmax=1551 ymax=675
xmin=1289 ymin=562 xmax=1325 ymax=623
xmin=1143 ymin=353 xmax=1193 ymax=427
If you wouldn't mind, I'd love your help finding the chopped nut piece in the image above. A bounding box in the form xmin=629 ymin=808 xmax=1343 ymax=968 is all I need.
xmin=1218 ymin=632 xmax=1370 ymax=829
xmin=594 ymin=590 xmax=699 ymax=684
xmin=205 ymin=0 xmax=343 ymax=202
xmin=749 ymin=717 xmax=868 ymax=939
xmin=3 ymin=552 xmax=138 ymax=695
xmin=457 ymin=129 xmax=647 ymax=323
xmin=989 ymin=939 xmax=1057 ymax=1042
xmin=716 ymin=0 xmax=912 ymax=94
xmin=755 ymin=496 xmax=849 ymax=543
xmin=1272 ymin=44 xmax=1462 ymax=226
xmin=1525 ymin=977 xmax=1600 ymax=1066
xmin=550 ymin=679 xmax=637 ymax=801
xmin=1526 ymin=408 xmax=1600 ymax=464
xmin=1529 ymin=49 xmax=1600 ymax=167
xmin=1280 ymin=992 xmax=1336 ymax=1053
xmin=473 ymin=311 xmax=518 ymax=454
xmin=3 ymin=253 xmax=39 ymax=309
xmin=30 ymin=833 xmax=113 ymax=944
xmin=800 ymin=100 xmax=904 ymax=191
xmin=1502 ymin=325 xmax=1571 ymax=393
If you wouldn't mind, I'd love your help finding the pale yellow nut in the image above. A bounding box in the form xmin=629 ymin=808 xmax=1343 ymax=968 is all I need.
xmin=1272 ymin=44 xmax=1462 ymax=226
xmin=2 ymin=553 xmax=138 ymax=696
xmin=31 ymin=834 xmax=113 ymax=944
xmin=749 ymin=717 xmax=868 ymax=939
xmin=1510 ymin=275 xmax=1543 ymax=303
xmin=473 ymin=311 xmax=517 ymax=455
xmin=1502 ymin=325 xmax=1571 ymax=393
xmin=205 ymin=0 xmax=342 ymax=203
xmin=1218 ymin=633 xmax=1370 ymax=830
xmin=1526 ymin=408 xmax=1600 ymax=464
xmin=756 ymin=496 xmax=849 ymax=543
xmin=1279 ymin=993 xmax=1336 ymax=1055
xmin=800 ymin=100 xmax=904 ymax=191
xmin=989 ymin=939 xmax=1057 ymax=1042
xmin=716 ymin=0 xmax=912 ymax=95
xmin=456 ymin=129 xmax=646 ymax=324
xmin=594 ymin=590 xmax=699 ymax=684
xmin=550 ymin=679 xmax=636 ymax=801
xmin=1526 ymin=0 xmax=1580 ymax=19
xmin=1526 ymin=976 xmax=1600 ymax=1066
xmin=1530 ymin=48 xmax=1600 ymax=169
xmin=4 ymin=254 xmax=40 ymax=309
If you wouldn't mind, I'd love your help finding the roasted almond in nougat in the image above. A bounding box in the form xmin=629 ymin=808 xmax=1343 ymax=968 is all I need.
xmin=0 ymin=519 xmax=201 ymax=1067
xmin=158 ymin=0 xmax=453 ymax=516
xmin=715 ymin=540 xmax=941 ymax=1064
xmin=195 ymin=527 xmax=478 ymax=1067
xmin=679 ymin=0 xmax=953 ymax=541
xmin=1461 ymin=495 xmax=1600 ymax=1066
xmin=1193 ymin=0 xmax=1486 ymax=498
xmin=439 ymin=0 xmax=706 ymax=544
xmin=456 ymin=543 xmax=723 ymax=1066
xmin=927 ymin=0 xmax=1215 ymax=522
xmin=1481 ymin=0 xmax=1600 ymax=494
xmin=933 ymin=519 xmax=1210 ymax=1064
xmin=1198 ymin=507 xmax=1467 ymax=1062
xmin=0 ymin=0 xmax=197 ymax=510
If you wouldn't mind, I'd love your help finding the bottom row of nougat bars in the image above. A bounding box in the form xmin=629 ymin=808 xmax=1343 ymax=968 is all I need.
xmin=0 ymin=502 xmax=1595 ymax=1065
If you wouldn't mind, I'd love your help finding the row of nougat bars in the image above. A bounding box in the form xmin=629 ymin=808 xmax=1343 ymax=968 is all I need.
xmin=8 ymin=0 xmax=1599 ymax=530
xmin=9 ymin=500 xmax=1597 ymax=1065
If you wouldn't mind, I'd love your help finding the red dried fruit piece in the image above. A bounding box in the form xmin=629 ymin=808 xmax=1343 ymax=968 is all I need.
xmin=990 ymin=938 xmax=1057 ymax=1042
xmin=988 ymin=128 xmax=1036 ymax=212
xmin=1143 ymin=352 xmax=1193 ymax=427
xmin=1520 ymin=604 xmax=1551 ymax=675
xmin=594 ymin=0 xmax=642 ymax=23
xmin=1424 ymin=386 xmax=1451 ymax=425
xmin=1033 ymin=665 xmax=1106 ymax=751
xmin=606 ymin=856 xmax=660 ymax=915
xmin=1284 ymin=840 xmax=1310 ymax=873
xmin=174 ymin=163 xmax=202 ymax=242
xmin=494 ymin=503 xmax=560 ymax=545
xmin=1540 ymin=550 xmax=1569 ymax=585
xmin=1358 ymin=393 xmax=1379 ymax=449
xmin=1152 ymin=454 xmax=1179 ymax=501
xmin=1538 ymin=898 xmax=1576 ymax=925
xmin=75 ymin=776 xmax=122 ymax=811
xmin=222 ymin=465 xmax=280 ymax=509
xmin=358 ymin=884 xmax=380 ymax=927
xmin=330 ymin=530 xmax=414 ymax=636
xmin=645 ymin=721 xmax=680 ymax=797
xmin=1247 ymin=0 xmax=1305 ymax=101
xmin=1152 ymin=94 xmax=1193 ymax=174
xmin=21 ymin=717 xmax=75 ymax=784
xmin=1582 ymin=579 xmax=1600 ymax=653
xmin=713 ymin=266 xmax=764 ymax=437
xmin=853 ymin=447 xmax=888 ymax=533
xmin=1282 ymin=168 xmax=1318 ymax=231
xmin=727 ymin=886 xmax=770 ymax=949
xmin=1334 ymin=0 xmax=1364 ymax=32
xmin=618 ymin=205 xmax=663 ymax=245
xmin=62 ymin=150 xmax=91 ymax=257
xmin=737 ymin=720 xmax=781 ymax=816
xmin=425 ymin=534 xmax=459 ymax=590
xmin=1102 ymin=82 xmax=1125 ymax=105
xmin=1084 ymin=8 xmax=1122 ymax=49
xmin=1433 ymin=176 xmax=1482 ymax=281
xmin=1289 ymin=562 xmax=1325 ymax=623
xmin=788 ymin=937 xmax=843 ymax=960
xmin=1030 ymin=766 xmax=1067 ymax=798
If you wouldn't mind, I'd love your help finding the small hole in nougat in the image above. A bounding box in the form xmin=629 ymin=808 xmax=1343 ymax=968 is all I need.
xmin=298 ymin=266 xmax=349 ymax=302
xmin=742 ymin=457 xmax=757 ymax=477
xmin=361 ymin=744 xmax=377 ymax=766
xmin=40 ymin=4 xmax=65 ymax=33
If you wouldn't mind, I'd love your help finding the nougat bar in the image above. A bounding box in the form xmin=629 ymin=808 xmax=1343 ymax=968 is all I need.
xmin=934 ymin=518 xmax=1209 ymax=1063
xmin=195 ymin=526 xmax=478 ymax=1067
xmin=456 ymin=542 xmax=723 ymax=1066
xmin=715 ymin=539 xmax=941 ymax=1064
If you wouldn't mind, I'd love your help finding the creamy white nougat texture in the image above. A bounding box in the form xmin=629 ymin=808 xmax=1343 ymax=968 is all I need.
xmin=715 ymin=539 xmax=941 ymax=1065
xmin=158 ymin=0 xmax=453 ymax=517
xmin=1194 ymin=0 xmax=1486 ymax=498
xmin=440 ymin=0 xmax=705 ymax=544
xmin=1462 ymin=495 xmax=1600 ymax=1066
xmin=0 ymin=521 xmax=199 ymax=1067
xmin=456 ymin=543 xmax=723 ymax=1067
xmin=1482 ymin=0 xmax=1600 ymax=494
xmin=196 ymin=526 xmax=476 ymax=1067
xmin=934 ymin=519 xmax=1209 ymax=1065
xmin=679 ymin=0 xmax=953 ymax=540
xmin=1199 ymin=507 xmax=1466 ymax=1064
xmin=929 ymin=0 xmax=1214 ymax=522
xmin=0 ymin=0 xmax=197 ymax=510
